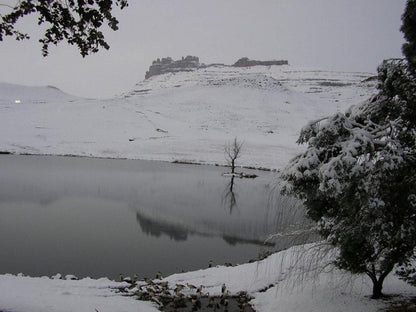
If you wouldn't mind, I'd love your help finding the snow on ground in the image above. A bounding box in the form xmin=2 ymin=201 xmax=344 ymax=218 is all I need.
xmin=0 ymin=65 xmax=376 ymax=170
xmin=2 ymin=243 xmax=411 ymax=312
xmin=164 ymin=243 xmax=415 ymax=312
xmin=0 ymin=274 xmax=159 ymax=312
xmin=1 ymin=66 xmax=408 ymax=311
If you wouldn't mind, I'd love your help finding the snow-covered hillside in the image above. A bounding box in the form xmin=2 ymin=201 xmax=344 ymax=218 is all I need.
xmin=0 ymin=65 xmax=376 ymax=169
xmin=0 ymin=82 xmax=80 ymax=103
xmin=2 ymin=68 xmax=414 ymax=312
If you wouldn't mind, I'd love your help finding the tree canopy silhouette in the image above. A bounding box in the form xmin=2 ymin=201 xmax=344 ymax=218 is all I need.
xmin=0 ymin=0 xmax=128 ymax=56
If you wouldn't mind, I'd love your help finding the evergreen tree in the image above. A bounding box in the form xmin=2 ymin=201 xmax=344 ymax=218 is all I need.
xmin=401 ymin=0 xmax=416 ymax=73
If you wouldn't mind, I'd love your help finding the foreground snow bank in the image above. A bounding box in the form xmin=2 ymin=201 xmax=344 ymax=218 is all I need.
xmin=0 ymin=245 xmax=414 ymax=312
xmin=0 ymin=274 xmax=159 ymax=312
xmin=165 ymin=242 xmax=415 ymax=312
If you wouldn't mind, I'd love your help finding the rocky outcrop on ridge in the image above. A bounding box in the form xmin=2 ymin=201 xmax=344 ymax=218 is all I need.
xmin=144 ymin=56 xmax=289 ymax=79
xmin=145 ymin=56 xmax=204 ymax=79
xmin=233 ymin=57 xmax=288 ymax=67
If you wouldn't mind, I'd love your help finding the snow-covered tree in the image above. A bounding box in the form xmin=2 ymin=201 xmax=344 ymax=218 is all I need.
xmin=281 ymin=1 xmax=416 ymax=298
xmin=0 ymin=0 xmax=128 ymax=56
xmin=281 ymin=59 xmax=416 ymax=299
xmin=401 ymin=0 xmax=416 ymax=74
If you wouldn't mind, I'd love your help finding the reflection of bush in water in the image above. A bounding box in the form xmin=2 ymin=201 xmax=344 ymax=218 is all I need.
xmin=136 ymin=212 xmax=188 ymax=241
xmin=133 ymin=176 xmax=316 ymax=249
xmin=318 ymin=81 xmax=352 ymax=87
xmin=136 ymin=211 xmax=276 ymax=247
xmin=222 ymin=235 xmax=274 ymax=247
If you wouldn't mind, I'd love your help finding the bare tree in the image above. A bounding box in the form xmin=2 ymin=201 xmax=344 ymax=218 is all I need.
xmin=224 ymin=137 xmax=243 ymax=174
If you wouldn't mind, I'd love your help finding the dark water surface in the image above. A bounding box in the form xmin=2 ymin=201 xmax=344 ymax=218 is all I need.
xmin=0 ymin=155 xmax=308 ymax=280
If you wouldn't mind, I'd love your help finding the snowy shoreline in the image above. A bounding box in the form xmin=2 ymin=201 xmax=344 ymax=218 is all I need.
xmin=1 ymin=242 xmax=414 ymax=312
xmin=0 ymin=151 xmax=275 ymax=172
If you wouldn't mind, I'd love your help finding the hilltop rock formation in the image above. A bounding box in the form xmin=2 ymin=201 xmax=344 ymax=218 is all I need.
xmin=233 ymin=57 xmax=288 ymax=67
xmin=144 ymin=56 xmax=289 ymax=79
xmin=145 ymin=56 xmax=204 ymax=79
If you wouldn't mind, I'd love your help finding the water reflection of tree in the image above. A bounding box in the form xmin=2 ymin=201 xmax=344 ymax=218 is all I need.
xmin=222 ymin=175 xmax=238 ymax=214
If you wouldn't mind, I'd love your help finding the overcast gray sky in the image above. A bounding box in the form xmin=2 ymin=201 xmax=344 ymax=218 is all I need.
xmin=0 ymin=0 xmax=407 ymax=98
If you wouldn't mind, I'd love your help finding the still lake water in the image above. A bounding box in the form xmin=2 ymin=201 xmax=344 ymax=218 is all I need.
xmin=0 ymin=155 xmax=308 ymax=280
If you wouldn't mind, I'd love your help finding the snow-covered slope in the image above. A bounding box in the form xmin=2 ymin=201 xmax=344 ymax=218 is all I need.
xmin=0 ymin=82 xmax=80 ymax=103
xmin=0 ymin=65 xmax=376 ymax=169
